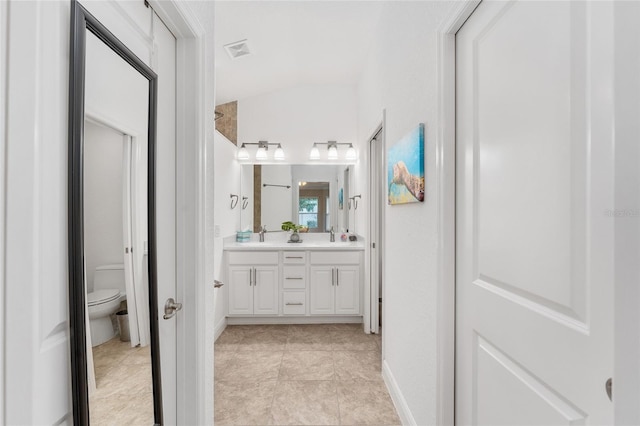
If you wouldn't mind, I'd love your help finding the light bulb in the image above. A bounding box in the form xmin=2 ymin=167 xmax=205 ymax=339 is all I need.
xmin=309 ymin=144 xmax=320 ymax=160
xmin=274 ymin=144 xmax=285 ymax=160
xmin=255 ymin=147 xmax=268 ymax=160
xmin=345 ymin=144 xmax=357 ymax=161
xmin=238 ymin=144 xmax=249 ymax=160
xmin=328 ymin=144 xmax=338 ymax=160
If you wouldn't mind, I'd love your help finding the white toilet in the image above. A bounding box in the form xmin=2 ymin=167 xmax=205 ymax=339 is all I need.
xmin=88 ymin=264 xmax=127 ymax=347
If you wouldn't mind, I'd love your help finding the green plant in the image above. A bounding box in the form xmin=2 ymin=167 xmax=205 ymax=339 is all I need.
xmin=281 ymin=221 xmax=303 ymax=232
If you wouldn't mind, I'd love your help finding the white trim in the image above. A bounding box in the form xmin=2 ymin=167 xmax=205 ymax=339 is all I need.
xmin=380 ymin=110 xmax=386 ymax=361
xmin=367 ymin=122 xmax=384 ymax=336
xmin=214 ymin=317 xmax=227 ymax=341
xmin=435 ymin=2 xmax=480 ymax=426
xmin=227 ymin=316 xmax=363 ymax=325
xmin=382 ymin=359 xmax=416 ymax=426
xmin=145 ymin=1 xmax=208 ymax=424
xmin=0 ymin=0 xmax=7 ymax=422
xmin=613 ymin=2 xmax=640 ymax=424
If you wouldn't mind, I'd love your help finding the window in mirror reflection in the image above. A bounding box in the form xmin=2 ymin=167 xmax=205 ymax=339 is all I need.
xmin=298 ymin=182 xmax=330 ymax=232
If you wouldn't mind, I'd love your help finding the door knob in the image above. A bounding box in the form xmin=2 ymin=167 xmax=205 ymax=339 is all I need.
xmin=606 ymin=378 xmax=612 ymax=401
xmin=163 ymin=297 xmax=183 ymax=320
xmin=214 ymin=280 xmax=224 ymax=288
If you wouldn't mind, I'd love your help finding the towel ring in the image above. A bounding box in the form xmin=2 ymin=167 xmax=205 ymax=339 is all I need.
xmin=230 ymin=194 xmax=239 ymax=209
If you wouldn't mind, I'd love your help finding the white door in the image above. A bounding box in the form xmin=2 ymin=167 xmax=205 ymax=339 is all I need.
xmin=310 ymin=267 xmax=335 ymax=314
xmin=456 ymin=1 xmax=614 ymax=425
xmin=254 ymin=266 xmax=279 ymax=315
xmin=335 ymin=266 xmax=360 ymax=315
xmin=154 ymin=11 xmax=179 ymax=424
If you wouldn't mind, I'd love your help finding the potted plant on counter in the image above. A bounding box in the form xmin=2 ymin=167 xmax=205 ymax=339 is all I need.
xmin=281 ymin=221 xmax=303 ymax=242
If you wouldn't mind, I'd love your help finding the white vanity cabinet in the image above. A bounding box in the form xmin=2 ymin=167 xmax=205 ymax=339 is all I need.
xmin=227 ymin=251 xmax=279 ymax=315
xmin=225 ymin=245 xmax=362 ymax=321
xmin=309 ymin=251 xmax=360 ymax=315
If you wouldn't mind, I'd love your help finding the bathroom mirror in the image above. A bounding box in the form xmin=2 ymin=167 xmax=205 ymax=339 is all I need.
xmin=240 ymin=164 xmax=352 ymax=233
xmin=69 ymin=2 xmax=162 ymax=424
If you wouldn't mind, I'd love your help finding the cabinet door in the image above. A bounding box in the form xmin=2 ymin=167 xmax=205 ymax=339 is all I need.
xmin=254 ymin=266 xmax=279 ymax=315
xmin=335 ymin=266 xmax=360 ymax=315
xmin=228 ymin=266 xmax=253 ymax=315
xmin=310 ymin=266 xmax=335 ymax=314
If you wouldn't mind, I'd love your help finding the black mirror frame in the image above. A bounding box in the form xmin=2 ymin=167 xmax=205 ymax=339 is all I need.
xmin=68 ymin=1 xmax=162 ymax=424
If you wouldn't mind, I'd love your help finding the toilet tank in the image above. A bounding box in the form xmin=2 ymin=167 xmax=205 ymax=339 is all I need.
xmin=93 ymin=264 xmax=126 ymax=292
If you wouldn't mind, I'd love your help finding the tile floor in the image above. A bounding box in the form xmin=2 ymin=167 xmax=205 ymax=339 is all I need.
xmin=214 ymin=324 xmax=400 ymax=426
xmin=90 ymin=338 xmax=154 ymax=425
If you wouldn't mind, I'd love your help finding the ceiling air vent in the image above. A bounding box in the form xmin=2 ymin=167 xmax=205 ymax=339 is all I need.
xmin=224 ymin=39 xmax=251 ymax=60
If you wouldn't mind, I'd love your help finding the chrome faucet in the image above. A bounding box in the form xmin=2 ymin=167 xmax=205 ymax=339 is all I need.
xmin=330 ymin=226 xmax=335 ymax=242
xmin=259 ymin=226 xmax=266 ymax=242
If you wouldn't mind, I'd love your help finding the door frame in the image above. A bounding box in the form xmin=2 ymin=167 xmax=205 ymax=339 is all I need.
xmin=434 ymin=3 xmax=479 ymax=424
xmin=436 ymin=1 xmax=639 ymax=425
xmin=367 ymin=123 xmax=384 ymax=336
xmin=145 ymin=2 xmax=208 ymax=424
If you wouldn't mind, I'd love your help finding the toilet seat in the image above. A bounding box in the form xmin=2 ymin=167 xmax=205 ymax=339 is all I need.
xmin=88 ymin=288 xmax=120 ymax=307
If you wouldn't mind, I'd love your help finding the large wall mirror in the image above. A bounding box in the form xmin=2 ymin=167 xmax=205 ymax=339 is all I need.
xmin=68 ymin=2 xmax=162 ymax=424
xmin=240 ymin=164 xmax=353 ymax=233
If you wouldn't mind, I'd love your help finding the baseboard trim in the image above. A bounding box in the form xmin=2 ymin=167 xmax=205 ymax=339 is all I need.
xmin=214 ymin=317 xmax=227 ymax=341
xmin=226 ymin=316 xmax=363 ymax=325
xmin=382 ymin=359 xmax=416 ymax=426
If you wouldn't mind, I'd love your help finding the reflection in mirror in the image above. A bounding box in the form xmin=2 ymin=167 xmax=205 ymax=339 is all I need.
xmin=84 ymin=29 xmax=154 ymax=424
xmin=298 ymin=182 xmax=330 ymax=232
xmin=241 ymin=164 xmax=353 ymax=233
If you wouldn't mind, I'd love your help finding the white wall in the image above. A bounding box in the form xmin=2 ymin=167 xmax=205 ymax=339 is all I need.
xmin=212 ymin=131 xmax=241 ymax=334
xmin=83 ymin=121 xmax=125 ymax=292
xmin=237 ymin=84 xmax=359 ymax=164
xmin=355 ymin=2 xmax=455 ymax=424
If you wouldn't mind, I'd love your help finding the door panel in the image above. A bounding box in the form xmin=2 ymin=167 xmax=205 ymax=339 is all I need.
xmin=335 ymin=267 xmax=360 ymax=315
xmin=456 ymin=1 xmax=614 ymax=424
xmin=310 ymin=267 xmax=334 ymax=314
xmin=228 ymin=267 xmax=252 ymax=315
xmin=254 ymin=267 xmax=279 ymax=315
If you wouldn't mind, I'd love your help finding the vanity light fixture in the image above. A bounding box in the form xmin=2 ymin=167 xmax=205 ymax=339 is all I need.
xmin=345 ymin=144 xmax=357 ymax=161
xmin=309 ymin=144 xmax=321 ymax=160
xmin=237 ymin=144 xmax=250 ymax=160
xmin=238 ymin=141 xmax=285 ymax=161
xmin=327 ymin=142 xmax=338 ymax=160
xmin=274 ymin=144 xmax=285 ymax=160
xmin=309 ymin=141 xmax=357 ymax=161
xmin=255 ymin=145 xmax=268 ymax=160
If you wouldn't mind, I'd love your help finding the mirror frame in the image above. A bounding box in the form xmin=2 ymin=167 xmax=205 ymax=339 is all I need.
xmin=68 ymin=1 xmax=162 ymax=424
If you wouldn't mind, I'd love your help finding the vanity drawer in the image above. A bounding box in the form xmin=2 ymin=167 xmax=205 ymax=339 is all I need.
xmin=310 ymin=251 xmax=360 ymax=265
xmin=283 ymin=291 xmax=306 ymax=315
xmin=282 ymin=266 xmax=306 ymax=289
xmin=227 ymin=251 xmax=278 ymax=265
xmin=283 ymin=251 xmax=306 ymax=264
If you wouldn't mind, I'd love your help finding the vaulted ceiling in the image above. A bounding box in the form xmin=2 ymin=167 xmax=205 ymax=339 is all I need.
xmin=214 ymin=1 xmax=384 ymax=104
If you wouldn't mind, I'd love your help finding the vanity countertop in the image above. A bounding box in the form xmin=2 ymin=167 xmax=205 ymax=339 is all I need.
xmin=223 ymin=233 xmax=365 ymax=251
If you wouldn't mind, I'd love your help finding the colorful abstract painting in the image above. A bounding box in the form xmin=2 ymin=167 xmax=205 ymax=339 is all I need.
xmin=388 ymin=124 xmax=425 ymax=205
